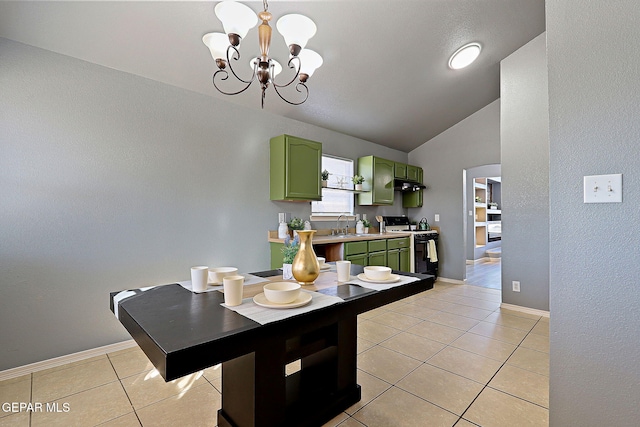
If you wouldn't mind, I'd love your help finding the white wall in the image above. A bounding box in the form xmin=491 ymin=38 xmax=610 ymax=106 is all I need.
xmin=500 ymin=33 xmax=549 ymax=311
xmin=547 ymin=1 xmax=640 ymax=424
xmin=409 ymin=100 xmax=501 ymax=281
xmin=0 ymin=38 xmax=407 ymax=371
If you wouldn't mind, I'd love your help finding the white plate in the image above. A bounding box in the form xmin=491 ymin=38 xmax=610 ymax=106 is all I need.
xmin=253 ymin=292 xmax=312 ymax=309
xmin=357 ymin=273 xmax=401 ymax=284
xmin=320 ymin=264 xmax=331 ymax=271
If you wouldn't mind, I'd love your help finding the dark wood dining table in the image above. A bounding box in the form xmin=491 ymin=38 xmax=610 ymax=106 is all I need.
xmin=110 ymin=266 xmax=434 ymax=427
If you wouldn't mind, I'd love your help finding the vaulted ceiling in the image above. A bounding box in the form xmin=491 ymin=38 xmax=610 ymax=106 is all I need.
xmin=0 ymin=0 xmax=545 ymax=152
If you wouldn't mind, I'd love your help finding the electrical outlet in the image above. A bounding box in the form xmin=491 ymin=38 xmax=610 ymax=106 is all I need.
xmin=512 ymin=281 xmax=520 ymax=292
xmin=435 ymin=214 xmax=440 ymax=222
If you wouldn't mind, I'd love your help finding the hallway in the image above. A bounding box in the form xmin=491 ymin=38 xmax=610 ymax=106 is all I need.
xmin=466 ymin=259 xmax=501 ymax=290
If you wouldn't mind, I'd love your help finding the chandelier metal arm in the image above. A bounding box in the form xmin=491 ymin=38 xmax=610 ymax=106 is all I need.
xmin=212 ymin=45 xmax=257 ymax=96
xmin=224 ymin=45 xmax=255 ymax=85
xmin=272 ymin=56 xmax=302 ymax=89
xmin=272 ymin=82 xmax=309 ymax=106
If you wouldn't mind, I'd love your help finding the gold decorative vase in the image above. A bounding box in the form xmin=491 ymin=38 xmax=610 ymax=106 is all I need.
xmin=292 ymin=230 xmax=320 ymax=285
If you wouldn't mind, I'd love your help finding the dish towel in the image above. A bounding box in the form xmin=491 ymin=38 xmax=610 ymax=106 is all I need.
xmin=428 ymin=239 xmax=438 ymax=262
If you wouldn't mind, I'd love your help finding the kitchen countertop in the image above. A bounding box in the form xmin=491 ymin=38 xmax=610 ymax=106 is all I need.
xmin=268 ymin=230 xmax=413 ymax=244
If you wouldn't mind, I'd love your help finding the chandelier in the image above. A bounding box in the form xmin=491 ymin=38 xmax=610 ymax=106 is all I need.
xmin=202 ymin=0 xmax=323 ymax=108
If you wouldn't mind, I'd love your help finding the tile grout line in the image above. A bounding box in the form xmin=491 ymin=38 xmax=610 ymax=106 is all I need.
xmin=456 ymin=322 xmax=546 ymax=423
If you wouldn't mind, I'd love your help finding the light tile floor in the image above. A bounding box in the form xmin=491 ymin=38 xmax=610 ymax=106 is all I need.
xmin=466 ymin=259 xmax=501 ymax=290
xmin=0 ymin=281 xmax=548 ymax=427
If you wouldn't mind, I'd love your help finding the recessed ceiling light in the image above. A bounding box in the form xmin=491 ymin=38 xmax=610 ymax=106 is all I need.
xmin=448 ymin=42 xmax=482 ymax=70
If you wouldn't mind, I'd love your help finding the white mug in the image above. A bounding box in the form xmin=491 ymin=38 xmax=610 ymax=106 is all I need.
xmin=223 ymin=275 xmax=244 ymax=306
xmin=317 ymin=257 xmax=326 ymax=267
xmin=191 ymin=266 xmax=209 ymax=292
xmin=336 ymin=261 xmax=351 ymax=282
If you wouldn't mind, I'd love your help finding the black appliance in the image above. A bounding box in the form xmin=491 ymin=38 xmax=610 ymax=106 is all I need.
xmin=414 ymin=233 xmax=439 ymax=278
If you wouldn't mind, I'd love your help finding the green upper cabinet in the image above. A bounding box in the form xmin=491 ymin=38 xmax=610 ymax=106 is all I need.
xmin=270 ymin=135 xmax=322 ymax=201
xmin=394 ymin=162 xmax=407 ymax=179
xmin=403 ymin=166 xmax=424 ymax=208
xmin=406 ymin=165 xmax=419 ymax=182
xmin=357 ymin=156 xmax=395 ymax=205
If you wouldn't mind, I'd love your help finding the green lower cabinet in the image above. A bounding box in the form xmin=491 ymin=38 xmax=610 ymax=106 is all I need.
xmin=346 ymin=254 xmax=367 ymax=266
xmin=387 ymin=249 xmax=400 ymax=271
xmin=368 ymin=251 xmax=387 ymax=266
xmin=270 ymin=242 xmax=284 ymax=269
xmin=399 ymin=248 xmax=410 ymax=272
xmin=387 ymin=238 xmax=410 ymax=271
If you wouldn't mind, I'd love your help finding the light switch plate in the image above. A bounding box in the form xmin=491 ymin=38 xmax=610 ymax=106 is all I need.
xmin=583 ymin=174 xmax=622 ymax=203
xmin=434 ymin=214 xmax=440 ymax=222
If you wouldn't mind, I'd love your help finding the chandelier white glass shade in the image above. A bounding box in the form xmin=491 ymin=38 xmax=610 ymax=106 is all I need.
xmin=448 ymin=42 xmax=481 ymax=70
xmin=202 ymin=0 xmax=322 ymax=108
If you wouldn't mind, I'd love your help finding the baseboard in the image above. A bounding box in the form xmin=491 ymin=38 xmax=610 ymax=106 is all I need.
xmin=500 ymin=303 xmax=550 ymax=318
xmin=0 ymin=340 xmax=137 ymax=382
xmin=436 ymin=277 xmax=465 ymax=285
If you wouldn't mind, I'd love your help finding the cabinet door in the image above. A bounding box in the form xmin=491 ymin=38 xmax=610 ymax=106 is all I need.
xmin=406 ymin=165 xmax=419 ymax=181
xmin=387 ymin=249 xmax=400 ymax=270
xmin=402 ymin=168 xmax=423 ymax=208
xmin=270 ymin=135 xmax=322 ymax=201
xmin=399 ymin=248 xmax=410 ymax=272
xmin=368 ymin=251 xmax=387 ymax=267
xmin=373 ymin=157 xmax=395 ymax=205
xmin=270 ymin=243 xmax=284 ymax=269
xmin=394 ymin=162 xmax=407 ymax=179
xmin=346 ymin=254 xmax=367 ymax=267
xmin=402 ymin=190 xmax=422 ymax=208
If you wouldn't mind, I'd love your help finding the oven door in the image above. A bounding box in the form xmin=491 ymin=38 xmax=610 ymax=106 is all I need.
xmin=414 ymin=235 xmax=438 ymax=278
xmin=414 ymin=239 xmax=428 ymax=274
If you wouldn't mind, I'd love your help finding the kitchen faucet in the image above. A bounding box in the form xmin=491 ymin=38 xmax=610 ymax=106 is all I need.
xmin=336 ymin=214 xmax=350 ymax=235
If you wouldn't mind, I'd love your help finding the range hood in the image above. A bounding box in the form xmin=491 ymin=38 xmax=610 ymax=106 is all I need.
xmin=394 ymin=179 xmax=427 ymax=192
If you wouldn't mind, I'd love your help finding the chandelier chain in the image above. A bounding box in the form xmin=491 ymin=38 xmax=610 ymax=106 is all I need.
xmin=263 ymin=0 xmax=268 ymax=12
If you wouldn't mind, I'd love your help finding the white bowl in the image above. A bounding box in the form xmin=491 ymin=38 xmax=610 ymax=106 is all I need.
xmin=317 ymin=257 xmax=326 ymax=266
xmin=209 ymin=267 xmax=238 ymax=283
xmin=263 ymin=282 xmax=301 ymax=304
xmin=363 ymin=266 xmax=392 ymax=281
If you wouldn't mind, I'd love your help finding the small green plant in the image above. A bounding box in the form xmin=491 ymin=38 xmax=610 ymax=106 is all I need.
xmin=475 ymin=196 xmax=483 ymax=203
xmin=488 ymin=202 xmax=498 ymax=208
xmin=352 ymin=174 xmax=365 ymax=185
xmin=288 ymin=217 xmax=305 ymax=231
xmin=321 ymin=169 xmax=330 ymax=181
xmin=281 ymin=235 xmax=300 ymax=264
xmin=362 ymin=219 xmax=371 ymax=228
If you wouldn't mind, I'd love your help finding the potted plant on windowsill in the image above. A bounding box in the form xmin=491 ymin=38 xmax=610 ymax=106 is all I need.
xmin=321 ymin=169 xmax=330 ymax=188
xmin=281 ymin=234 xmax=300 ymax=280
xmin=288 ymin=217 xmax=305 ymax=237
xmin=488 ymin=202 xmax=498 ymax=210
xmin=352 ymin=174 xmax=365 ymax=191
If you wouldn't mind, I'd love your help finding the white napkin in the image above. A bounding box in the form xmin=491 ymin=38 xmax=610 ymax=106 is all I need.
xmin=222 ymin=290 xmax=344 ymax=325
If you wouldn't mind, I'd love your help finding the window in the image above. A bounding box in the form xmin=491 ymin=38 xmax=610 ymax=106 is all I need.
xmin=311 ymin=155 xmax=354 ymax=217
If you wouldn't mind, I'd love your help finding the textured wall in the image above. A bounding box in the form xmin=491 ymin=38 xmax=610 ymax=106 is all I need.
xmin=409 ymin=100 xmax=501 ymax=281
xmin=0 ymin=38 xmax=407 ymax=371
xmin=547 ymin=1 xmax=640 ymax=425
xmin=500 ymin=34 xmax=549 ymax=311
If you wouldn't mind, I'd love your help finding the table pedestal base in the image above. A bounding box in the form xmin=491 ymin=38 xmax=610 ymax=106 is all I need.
xmin=218 ymin=316 xmax=360 ymax=427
